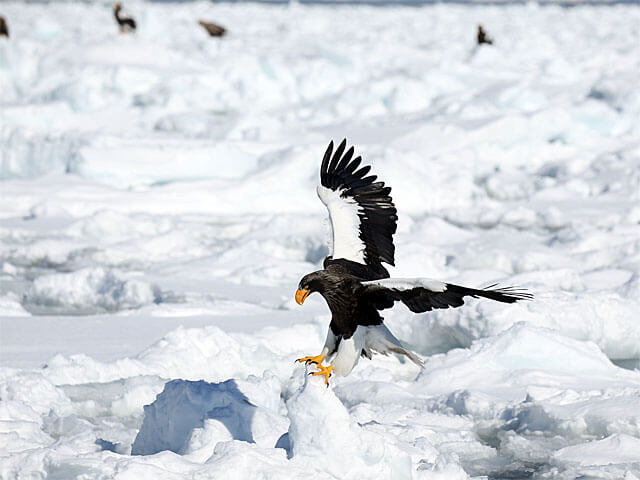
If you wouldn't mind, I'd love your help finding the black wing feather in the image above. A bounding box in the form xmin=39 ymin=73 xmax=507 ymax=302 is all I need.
xmin=330 ymin=140 xmax=347 ymax=172
xmin=343 ymin=156 xmax=361 ymax=176
xmin=363 ymin=282 xmax=532 ymax=313
xmin=321 ymin=140 xmax=333 ymax=177
xmin=335 ymin=147 xmax=354 ymax=173
xmin=320 ymin=139 xmax=398 ymax=270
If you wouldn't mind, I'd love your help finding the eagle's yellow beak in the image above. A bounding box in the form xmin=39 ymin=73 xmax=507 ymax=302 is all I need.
xmin=295 ymin=288 xmax=310 ymax=305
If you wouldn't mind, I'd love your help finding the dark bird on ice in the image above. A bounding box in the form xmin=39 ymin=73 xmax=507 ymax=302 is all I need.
xmin=0 ymin=16 xmax=9 ymax=38
xmin=295 ymin=140 xmax=532 ymax=384
xmin=113 ymin=2 xmax=136 ymax=33
xmin=477 ymin=24 xmax=493 ymax=45
xmin=198 ymin=20 xmax=226 ymax=37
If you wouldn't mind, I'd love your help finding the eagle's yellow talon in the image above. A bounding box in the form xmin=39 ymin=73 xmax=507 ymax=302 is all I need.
xmin=310 ymin=364 xmax=333 ymax=386
xmin=296 ymin=354 xmax=324 ymax=365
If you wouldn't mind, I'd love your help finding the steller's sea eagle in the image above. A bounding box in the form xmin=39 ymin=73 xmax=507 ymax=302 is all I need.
xmin=0 ymin=16 xmax=9 ymax=38
xmin=198 ymin=20 xmax=226 ymax=37
xmin=295 ymin=140 xmax=532 ymax=384
xmin=113 ymin=2 xmax=136 ymax=33
xmin=477 ymin=24 xmax=493 ymax=46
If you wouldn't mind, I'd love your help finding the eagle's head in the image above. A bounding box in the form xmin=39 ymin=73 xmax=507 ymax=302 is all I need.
xmin=295 ymin=272 xmax=325 ymax=305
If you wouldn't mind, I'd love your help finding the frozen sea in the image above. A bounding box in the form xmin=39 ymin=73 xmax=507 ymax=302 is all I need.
xmin=1 ymin=1 xmax=640 ymax=478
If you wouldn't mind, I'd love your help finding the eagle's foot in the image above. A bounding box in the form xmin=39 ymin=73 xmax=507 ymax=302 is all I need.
xmin=309 ymin=364 xmax=333 ymax=386
xmin=296 ymin=354 xmax=324 ymax=365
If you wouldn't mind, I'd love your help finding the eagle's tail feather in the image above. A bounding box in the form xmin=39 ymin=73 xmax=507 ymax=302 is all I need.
xmin=365 ymin=324 xmax=423 ymax=367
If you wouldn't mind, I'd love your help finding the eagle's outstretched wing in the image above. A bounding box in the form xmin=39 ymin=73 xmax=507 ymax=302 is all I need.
xmin=317 ymin=140 xmax=397 ymax=275
xmin=361 ymin=278 xmax=533 ymax=313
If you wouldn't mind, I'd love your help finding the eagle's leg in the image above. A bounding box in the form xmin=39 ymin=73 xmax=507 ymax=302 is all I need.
xmin=295 ymin=331 xmax=335 ymax=365
xmin=295 ymin=354 xmax=324 ymax=365
xmin=310 ymin=364 xmax=333 ymax=386
xmin=295 ymin=330 xmax=338 ymax=385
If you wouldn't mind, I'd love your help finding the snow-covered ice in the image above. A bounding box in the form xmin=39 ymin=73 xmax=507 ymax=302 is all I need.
xmin=1 ymin=1 xmax=640 ymax=478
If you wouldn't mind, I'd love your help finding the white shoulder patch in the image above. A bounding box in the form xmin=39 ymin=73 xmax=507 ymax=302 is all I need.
xmin=362 ymin=278 xmax=447 ymax=293
xmin=317 ymin=185 xmax=366 ymax=264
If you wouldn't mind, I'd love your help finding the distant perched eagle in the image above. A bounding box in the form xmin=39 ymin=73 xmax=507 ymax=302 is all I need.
xmin=198 ymin=20 xmax=226 ymax=37
xmin=113 ymin=2 xmax=136 ymax=33
xmin=0 ymin=16 xmax=8 ymax=38
xmin=477 ymin=24 xmax=493 ymax=45
xmin=296 ymin=140 xmax=531 ymax=384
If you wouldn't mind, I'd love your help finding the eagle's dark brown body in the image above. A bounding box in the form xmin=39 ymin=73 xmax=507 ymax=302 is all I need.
xmin=0 ymin=16 xmax=9 ymax=38
xmin=299 ymin=267 xmax=384 ymax=340
xmin=477 ymin=24 xmax=493 ymax=45
xmin=199 ymin=20 xmax=226 ymax=37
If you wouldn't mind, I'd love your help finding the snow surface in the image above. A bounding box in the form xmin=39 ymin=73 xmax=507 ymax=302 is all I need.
xmin=1 ymin=1 xmax=640 ymax=478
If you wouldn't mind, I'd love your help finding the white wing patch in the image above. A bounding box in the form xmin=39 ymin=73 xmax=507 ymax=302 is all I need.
xmin=317 ymin=185 xmax=366 ymax=264
xmin=362 ymin=278 xmax=448 ymax=293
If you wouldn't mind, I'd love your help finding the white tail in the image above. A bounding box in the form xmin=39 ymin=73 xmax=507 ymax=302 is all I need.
xmin=364 ymin=324 xmax=423 ymax=367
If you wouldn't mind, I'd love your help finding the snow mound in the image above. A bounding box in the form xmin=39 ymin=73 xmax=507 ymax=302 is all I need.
xmin=0 ymin=294 xmax=30 ymax=316
xmin=286 ymin=365 xmax=412 ymax=479
xmin=24 ymin=267 xmax=158 ymax=314
xmin=417 ymin=323 xmax=619 ymax=395
xmin=132 ymin=377 xmax=287 ymax=458
xmin=132 ymin=379 xmax=255 ymax=456
xmin=554 ymin=433 xmax=640 ymax=467
xmin=38 ymin=323 xmax=321 ymax=386
xmin=0 ymin=127 xmax=82 ymax=180
xmin=202 ymin=441 xmax=319 ymax=480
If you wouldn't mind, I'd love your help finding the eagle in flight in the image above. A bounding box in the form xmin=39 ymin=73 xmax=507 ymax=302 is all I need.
xmin=295 ymin=140 xmax=532 ymax=384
